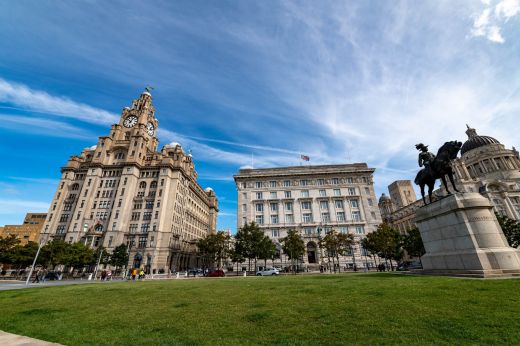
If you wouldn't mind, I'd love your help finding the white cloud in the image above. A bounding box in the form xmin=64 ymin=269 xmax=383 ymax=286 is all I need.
xmin=0 ymin=199 xmax=49 ymax=215
xmin=0 ymin=78 xmax=118 ymax=124
xmin=471 ymin=0 xmax=520 ymax=43
xmin=0 ymin=114 xmax=95 ymax=139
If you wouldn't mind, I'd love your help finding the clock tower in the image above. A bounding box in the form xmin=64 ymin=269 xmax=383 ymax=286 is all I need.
xmin=40 ymin=89 xmax=219 ymax=274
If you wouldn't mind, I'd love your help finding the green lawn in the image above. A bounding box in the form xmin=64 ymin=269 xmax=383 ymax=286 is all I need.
xmin=1 ymin=273 xmax=519 ymax=345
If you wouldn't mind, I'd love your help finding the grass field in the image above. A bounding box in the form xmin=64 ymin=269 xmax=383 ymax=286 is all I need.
xmin=1 ymin=273 xmax=519 ymax=345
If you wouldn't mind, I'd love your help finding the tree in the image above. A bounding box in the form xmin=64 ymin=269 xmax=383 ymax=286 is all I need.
xmin=197 ymin=231 xmax=231 ymax=268
xmin=257 ymin=236 xmax=277 ymax=267
xmin=364 ymin=224 xmax=403 ymax=270
xmin=110 ymin=244 xmax=129 ymax=272
xmin=40 ymin=240 xmax=71 ymax=268
xmin=496 ymin=213 xmax=520 ymax=248
xmin=234 ymin=222 xmax=265 ymax=271
xmin=321 ymin=231 xmax=355 ymax=272
xmin=10 ymin=241 xmax=39 ymax=269
xmin=281 ymin=229 xmax=305 ymax=273
xmin=0 ymin=235 xmax=20 ymax=265
xmin=66 ymin=242 xmax=94 ymax=270
xmin=402 ymin=227 xmax=426 ymax=264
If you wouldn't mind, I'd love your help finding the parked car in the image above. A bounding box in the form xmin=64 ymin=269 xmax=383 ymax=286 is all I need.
xmin=187 ymin=268 xmax=203 ymax=276
xmin=256 ymin=268 xmax=280 ymax=276
xmin=44 ymin=271 xmax=61 ymax=281
xmin=207 ymin=269 xmax=225 ymax=277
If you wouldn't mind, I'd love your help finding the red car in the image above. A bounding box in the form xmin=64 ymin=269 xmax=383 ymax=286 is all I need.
xmin=207 ymin=269 xmax=225 ymax=277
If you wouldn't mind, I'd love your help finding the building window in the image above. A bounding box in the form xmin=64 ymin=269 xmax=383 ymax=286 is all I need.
xmin=333 ymin=189 xmax=341 ymax=196
xmin=317 ymin=179 xmax=325 ymax=186
xmin=371 ymin=211 xmax=377 ymax=219
xmin=256 ymin=182 xmax=262 ymax=188
xmin=270 ymin=203 xmax=278 ymax=212
xmin=285 ymin=214 xmax=294 ymax=223
xmin=356 ymin=226 xmax=365 ymax=234
xmin=255 ymin=192 xmax=263 ymax=199
xmin=143 ymin=212 xmax=152 ymax=220
xmin=304 ymin=227 xmax=314 ymax=235
xmin=348 ymin=188 xmax=356 ymax=195
xmin=301 ymin=190 xmax=309 ymax=198
xmin=141 ymin=223 xmax=150 ymax=233
xmin=112 ymin=222 xmax=117 ymax=231
xmin=334 ymin=200 xmax=344 ymax=209
xmin=352 ymin=211 xmax=361 ymax=222
xmin=284 ymin=202 xmax=293 ymax=211
xmin=283 ymin=180 xmax=291 ymax=187
xmin=365 ymin=187 xmax=370 ymax=194
xmin=270 ymin=215 xmax=279 ymax=224
xmin=270 ymin=191 xmax=277 ymax=199
xmin=350 ymin=199 xmax=359 ymax=208
xmin=284 ymin=191 xmax=291 ymax=198
xmin=301 ymin=201 xmax=311 ymax=210
xmin=319 ymin=201 xmax=329 ymax=210
xmin=319 ymin=190 xmax=326 ymax=197
xmin=272 ymin=229 xmax=280 ymax=238
xmin=321 ymin=213 xmax=330 ymax=222
xmin=255 ymin=215 xmax=264 ymax=225
xmin=255 ymin=203 xmax=264 ymax=212
xmin=303 ymin=213 xmax=313 ymax=223
xmin=138 ymin=236 xmax=147 ymax=248
xmin=129 ymin=224 xmax=138 ymax=233
xmin=332 ymin=178 xmax=339 ymax=185
xmin=336 ymin=212 xmax=345 ymax=221
xmin=367 ymin=198 xmax=373 ymax=206
xmin=131 ymin=212 xmax=140 ymax=221
xmin=270 ymin=181 xmax=277 ymax=188
xmin=339 ymin=226 xmax=348 ymax=234
xmin=300 ymin=179 xmax=308 ymax=186
xmin=242 ymin=204 xmax=247 ymax=212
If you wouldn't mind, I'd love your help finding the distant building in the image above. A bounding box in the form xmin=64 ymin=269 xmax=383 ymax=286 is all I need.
xmin=40 ymin=90 xmax=218 ymax=274
xmin=379 ymin=125 xmax=520 ymax=232
xmin=0 ymin=213 xmax=46 ymax=245
xmin=234 ymin=164 xmax=383 ymax=269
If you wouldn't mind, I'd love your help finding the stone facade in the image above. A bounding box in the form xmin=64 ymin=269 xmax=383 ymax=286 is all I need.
xmin=40 ymin=91 xmax=218 ymax=273
xmin=379 ymin=126 xmax=520 ymax=233
xmin=0 ymin=213 xmax=46 ymax=245
xmin=234 ymin=164 xmax=382 ymax=269
xmin=416 ymin=193 xmax=520 ymax=277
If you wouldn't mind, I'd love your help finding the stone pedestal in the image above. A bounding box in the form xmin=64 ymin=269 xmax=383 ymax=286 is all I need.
xmin=415 ymin=192 xmax=520 ymax=278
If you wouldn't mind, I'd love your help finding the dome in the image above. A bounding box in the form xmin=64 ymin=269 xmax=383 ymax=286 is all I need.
xmin=205 ymin=187 xmax=214 ymax=193
xmin=460 ymin=125 xmax=500 ymax=155
xmin=379 ymin=193 xmax=390 ymax=204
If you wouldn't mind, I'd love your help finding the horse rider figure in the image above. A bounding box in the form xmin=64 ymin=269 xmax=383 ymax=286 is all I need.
xmin=416 ymin=143 xmax=435 ymax=175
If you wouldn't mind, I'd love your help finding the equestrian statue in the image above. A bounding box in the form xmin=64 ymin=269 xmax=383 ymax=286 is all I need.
xmin=414 ymin=141 xmax=462 ymax=204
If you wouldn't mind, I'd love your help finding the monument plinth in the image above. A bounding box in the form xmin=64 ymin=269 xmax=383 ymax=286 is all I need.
xmin=415 ymin=192 xmax=520 ymax=278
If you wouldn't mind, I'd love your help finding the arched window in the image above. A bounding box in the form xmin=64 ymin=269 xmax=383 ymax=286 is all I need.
xmin=95 ymin=224 xmax=104 ymax=233
xmin=139 ymin=181 xmax=146 ymax=189
xmin=150 ymin=181 xmax=157 ymax=189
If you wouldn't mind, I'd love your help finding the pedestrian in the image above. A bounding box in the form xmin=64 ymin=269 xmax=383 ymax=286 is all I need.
xmin=107 ymin=270 xmax=112 ymax=281
xmin=139 ymin=269 xmax=145 ymax=280
xmin=131 ymin=268 xmax=137 ymax=281
xmin=32 ymin=268 xmax=41 ymax=283
xmin=101 ymin=270 xmax=107 ymax=281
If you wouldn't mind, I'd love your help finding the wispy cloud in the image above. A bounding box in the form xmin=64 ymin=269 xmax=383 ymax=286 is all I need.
xmin=0 ymin=78 xmax=118 ymax=124
xmin=471 ymin=0 xmax=520 ymax=43
xmin=0 ymin=199 xmax=49 ymax=215
xmin=0 ymin=114 xmax=95 ymax=139
xmin=7 ymin=176 xmax=60 ymax=185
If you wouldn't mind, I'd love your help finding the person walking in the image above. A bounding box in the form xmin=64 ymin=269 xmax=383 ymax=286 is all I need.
xmin=32 ymin=268 xmax=41 ymax=283
xmin=131 ymin=268 xmax=137 ymax=281
xmin=139 ymin=269 xmax=145 ymax=280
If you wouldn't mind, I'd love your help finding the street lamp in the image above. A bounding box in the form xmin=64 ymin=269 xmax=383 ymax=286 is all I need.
xmin=26 ymin=239 xmax=45 ymax=286
xmin=317 ymin=225 xmax=324 ymax=272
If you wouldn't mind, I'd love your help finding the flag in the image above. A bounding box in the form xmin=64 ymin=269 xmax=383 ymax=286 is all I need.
xmin=301 ymin=155 xmax=310 ymax=161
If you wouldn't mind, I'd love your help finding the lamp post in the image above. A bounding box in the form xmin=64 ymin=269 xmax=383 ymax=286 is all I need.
xmin=26 ymin=239 xmax=45 ymax=286
xmin=350 ymin=242 xmax=357 ymax=272
xmin=317 ymin=225 xmax=324 ymax=273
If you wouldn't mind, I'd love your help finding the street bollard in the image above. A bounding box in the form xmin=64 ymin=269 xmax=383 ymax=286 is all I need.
xmin=243 ymin=270 xmax=247 ymax=277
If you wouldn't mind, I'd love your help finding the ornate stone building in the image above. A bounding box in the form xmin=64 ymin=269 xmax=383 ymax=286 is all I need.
xmin=0 ymin=213 xmax=46 ymax=245
xmin=379 ymin=125 xmax=520 ymax=233
xmin=40 ymin=90 xmax=218 ymax=273
xmin=234 ymin=164 xmax=383 ymax=269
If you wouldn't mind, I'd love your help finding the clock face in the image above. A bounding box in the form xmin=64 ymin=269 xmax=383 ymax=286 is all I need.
xmin=146 ymin=122 xmax=155 ymax=136
xmin=123 ymin=115 xmax=138 ymax=128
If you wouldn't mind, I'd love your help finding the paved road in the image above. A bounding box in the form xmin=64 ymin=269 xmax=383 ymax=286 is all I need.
xmin=0 ymin=331 xmax=62 ymax=345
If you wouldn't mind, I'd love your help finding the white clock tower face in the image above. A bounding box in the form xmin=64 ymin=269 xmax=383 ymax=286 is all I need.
xmin=123 ymin=115 xmax=138 ymax=128
xmin=146 ymin=122 xmax=155 ymax=136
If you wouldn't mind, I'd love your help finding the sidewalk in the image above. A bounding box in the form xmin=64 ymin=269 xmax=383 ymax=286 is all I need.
xmin=0 ymin=331 xmax=62 ymax=345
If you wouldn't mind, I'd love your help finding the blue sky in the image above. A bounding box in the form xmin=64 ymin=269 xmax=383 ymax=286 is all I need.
xmin=1 ymin=0 xmax=520 ymax=232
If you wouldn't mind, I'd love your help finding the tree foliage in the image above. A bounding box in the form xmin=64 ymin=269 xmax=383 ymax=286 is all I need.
xmin=197 ymin=231 xmax=231 ymax=268
xmin=402 ymin=227 xmax=426 ymax=258
xmin=321 ymin=230 xmax=355 ymax=271
xmin=234 ymin=222 xmax=265 ymax=269
xmin=496 ymin=213 xmax=520 ymax=248
xmin=110 ymin=244 xmax=129 ymax=269
xmin=280 ymin=229 xmax=305 ymax=261
xmin=0 ymin=235 xmax=21 ymax=264
xmin=363 ymin=223 xmax=403 ymax=269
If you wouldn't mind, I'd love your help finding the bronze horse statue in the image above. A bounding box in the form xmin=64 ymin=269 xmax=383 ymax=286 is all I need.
xmin=414 ymin=141 xmax=462 ymax=204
